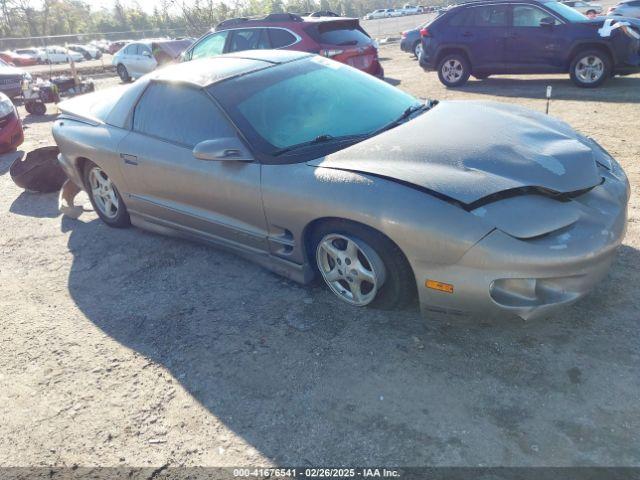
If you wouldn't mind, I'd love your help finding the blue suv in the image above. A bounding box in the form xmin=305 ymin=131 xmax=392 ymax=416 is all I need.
xmin=419 ymin=0 xmax=640 ymax=87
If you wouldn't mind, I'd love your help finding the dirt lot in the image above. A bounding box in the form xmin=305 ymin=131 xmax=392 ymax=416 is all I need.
xmin=1 ymin=45 xmax=639 ymax=468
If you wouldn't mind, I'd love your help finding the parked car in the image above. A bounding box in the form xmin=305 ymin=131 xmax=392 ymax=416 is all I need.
xmin=401 ymin=22 xmax=430 ymax=58
xmin=182 ymin=13 xmax=384 ymax=77
xmin=14 ymin=48 xmax=45 ymax=63
xmin=53 ymin=50 xmax=629 ymax=320
xmin=113 ymin=39 xmax=193 ymax=82
xmin=608 ymin=0 xmax=640 ymax=17
xmin=108 ymin=41 xmax=128 ymax=55
xmin=0 ymin=51 xmax=38 ymax=66
xmin=90 ymin=40 xmax=112 ymax=53
xmin=419 ymin=0 xmax=640 ymax=87
xmin=364 ymin=9 xmax=392 ymax=19
xmin=0 ymin=58 xmax=30 ymax=98
xmin=68 ymin=44 xmax=102 ymax=60
xmin=388 ymin=8 xmax=404 ymax=17
xmin=0 ymin=92 xmax=23 ymax=153
xmin=401 ymin=5 xmax=422 ymax=15
xmin=562 ymin=0 xmax=603 ymax=15
xmin=40 ymin=46 xmax=84 ymax=64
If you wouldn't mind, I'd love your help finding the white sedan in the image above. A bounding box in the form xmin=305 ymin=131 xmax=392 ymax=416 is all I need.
xmin=40 ymin=46 xmax=84 ymax=64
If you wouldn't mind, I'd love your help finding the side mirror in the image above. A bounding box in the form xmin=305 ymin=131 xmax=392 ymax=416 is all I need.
xmin=540 ymin=17 xmax=555 ymax=27
xmin=193 ymin=138 xmax=254 ymax=162
xmin=142 ymin=50 xmax=152 ymax=57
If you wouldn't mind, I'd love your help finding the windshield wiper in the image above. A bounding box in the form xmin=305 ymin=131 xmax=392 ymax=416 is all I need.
xmin=273 ymin=134 xmax=367 ymax=156
xmin=370 ymin=99 xmax=438 ymax=137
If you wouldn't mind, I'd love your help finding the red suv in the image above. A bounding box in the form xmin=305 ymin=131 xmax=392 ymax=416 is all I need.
xmin=181 ymin=13 xmax=384 ymax=77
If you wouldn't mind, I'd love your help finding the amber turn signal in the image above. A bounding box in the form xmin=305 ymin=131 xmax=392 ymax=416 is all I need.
xmin=426 ymin=279 xmax=454 ymax=294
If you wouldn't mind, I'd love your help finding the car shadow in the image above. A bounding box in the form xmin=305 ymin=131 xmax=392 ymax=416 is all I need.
xmin=61 ymin=213 xmax=640 ymax=465
xmin=458 ymin=75 xmax=640 ymax=103
xmin=22 ymin=112 xmax=59 ymax=125
xmin=384 ymin=77 xmax=401 ymax=86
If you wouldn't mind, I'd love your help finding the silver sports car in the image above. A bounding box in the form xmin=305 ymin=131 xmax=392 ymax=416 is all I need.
xmin=53 ymin=50 xmax=629 ymax=320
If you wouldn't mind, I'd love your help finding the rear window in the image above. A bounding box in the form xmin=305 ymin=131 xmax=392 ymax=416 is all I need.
xmin=316 ymin=24 xmax=371 ymax=46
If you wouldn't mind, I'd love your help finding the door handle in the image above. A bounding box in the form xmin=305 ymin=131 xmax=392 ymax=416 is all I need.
xmin=120 ymin=153 xmax=138 ymax=165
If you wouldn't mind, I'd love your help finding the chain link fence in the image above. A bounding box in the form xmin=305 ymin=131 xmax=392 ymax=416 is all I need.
xmin=0 ymin=28 xmax=191 ymax=51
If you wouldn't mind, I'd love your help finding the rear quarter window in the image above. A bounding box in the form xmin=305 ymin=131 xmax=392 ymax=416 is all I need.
xmin=268 ymin=29 xmax=298 ymax=48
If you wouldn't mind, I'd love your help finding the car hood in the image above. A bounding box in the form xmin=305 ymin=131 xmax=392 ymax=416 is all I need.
xmin=307 ymin=101 xmax=602 ymax=205
xmin=0 ymin=64 xmax=26 ymax=76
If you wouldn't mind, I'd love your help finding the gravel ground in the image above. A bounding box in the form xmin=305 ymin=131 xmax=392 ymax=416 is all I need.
xmin=1 ymin=45 xmax=639 ymax=468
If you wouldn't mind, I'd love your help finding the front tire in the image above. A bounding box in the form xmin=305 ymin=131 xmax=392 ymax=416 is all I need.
xmin=437 ymin=53 xmax=470 ymax=87
xmin=117 ymin=63 xmax=131 ymax=83
xmin=570 ymin=49 xmax=611 ymax=88
xmin=83 ymin=162 xmax=130 ymax=228
xmin=312 ymin=221 xmax=416 ymax=310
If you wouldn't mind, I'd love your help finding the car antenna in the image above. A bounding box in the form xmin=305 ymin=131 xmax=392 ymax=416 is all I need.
xmin=545 ymin=85 xmax=552 ymax=115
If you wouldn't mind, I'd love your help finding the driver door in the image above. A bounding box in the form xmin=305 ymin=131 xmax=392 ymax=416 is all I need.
xmin=117 ymin=82 xmax=268 ymax=251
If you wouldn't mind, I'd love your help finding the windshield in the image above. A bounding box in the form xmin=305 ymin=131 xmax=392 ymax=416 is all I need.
xmin=545 ymin=1 xmax=588 ymax=21
xmin=210 ymin=56 xmax=420 ymax=162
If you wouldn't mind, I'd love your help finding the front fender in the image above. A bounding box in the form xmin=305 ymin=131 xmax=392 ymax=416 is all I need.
xmin=261 ymin=163 xmax=494 ymax=271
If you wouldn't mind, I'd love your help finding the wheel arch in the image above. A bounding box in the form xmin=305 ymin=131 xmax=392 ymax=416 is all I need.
xmin=301 ymin=216 xmax=416 ymax=280
xmin=567 ymin=42 xmax=615 ymax=68
xmin=434 ymin=45 xmax=472 ymax=68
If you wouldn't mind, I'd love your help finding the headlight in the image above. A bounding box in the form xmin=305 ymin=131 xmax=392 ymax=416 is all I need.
xmin=0 ymin=94 xmax=15 ymax=118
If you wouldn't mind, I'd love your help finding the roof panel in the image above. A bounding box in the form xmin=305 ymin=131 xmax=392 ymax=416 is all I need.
xmin=151 ymin=50 xmax=311 ymax=87
xmin=151 ymin=56 xmax=272 ymax=87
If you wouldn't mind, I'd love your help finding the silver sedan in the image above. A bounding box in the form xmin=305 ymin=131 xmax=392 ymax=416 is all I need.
xmin=53 ymin=50 xmax=630 ymax=320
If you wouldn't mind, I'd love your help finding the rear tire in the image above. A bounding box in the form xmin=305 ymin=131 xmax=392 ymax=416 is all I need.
xmin=413 ymin=41 xmax=423 ymax=60
xmin=117 ymin=63 xmax=131 ymax=83
xmin=570 ymin=49 xmax=611 ymax=88
xmin=83 ymin=161 xmax=130 ymax=228
xmin=311 ymin=220 xmax=416 ymax=310
xmin=437 ymin=53 xmax=470 ymax=87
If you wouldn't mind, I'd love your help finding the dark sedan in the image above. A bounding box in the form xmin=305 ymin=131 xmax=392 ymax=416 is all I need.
xmin=400 ymin=23 xmax=429 ymax=58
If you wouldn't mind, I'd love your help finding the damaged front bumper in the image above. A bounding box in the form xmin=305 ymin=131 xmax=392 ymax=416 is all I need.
xmin=414 ymin=162 xmax=630 ymax=321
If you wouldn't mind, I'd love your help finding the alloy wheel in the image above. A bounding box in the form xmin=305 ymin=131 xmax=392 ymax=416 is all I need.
xmin=441 ymin=59 xmax=464 ymax=83
xmin=316 ymin=234 xmax=386 ymax=306
xmin=414 ymin=43 xmax=423 ymax=60
xmin=88 ymin=166 xmax=119 ymax=219
xmin=575 ymin=55 xmax=604 ymax=84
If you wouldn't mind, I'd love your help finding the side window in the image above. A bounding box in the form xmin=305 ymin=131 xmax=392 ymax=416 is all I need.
xmin=513 ymin=5 xmax=559 ymax=26
xmin=133 ymin=83 xmax=236 ymax=147
xmin=139 ymin=44 xmax=151 ymax=56
xmin=470 ymin=5 xmax=508 ymax=26
xmin=191 ymin=31 xmax=229 ymax=60
xmin=227 ymin=29 xmax=270 ymax=52
xmin=268 ymin=29 xmax=297 ymax=48
xmin=448 ymin=9 xmax=472 ymax=26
